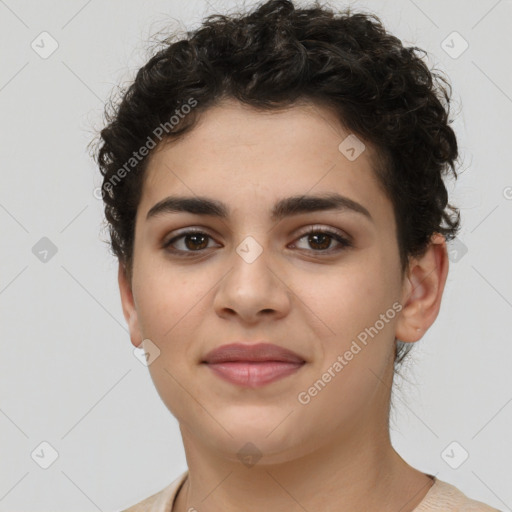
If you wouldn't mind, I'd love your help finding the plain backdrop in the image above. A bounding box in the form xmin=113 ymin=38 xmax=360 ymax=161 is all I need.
xmin=1 ymin=0 xmax=511 ymax=510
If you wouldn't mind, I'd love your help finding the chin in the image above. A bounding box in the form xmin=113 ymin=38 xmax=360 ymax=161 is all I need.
xmin=188 ymin=412 xmax=317 ymax=465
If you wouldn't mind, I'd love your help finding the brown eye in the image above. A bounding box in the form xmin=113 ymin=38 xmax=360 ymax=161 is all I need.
xmin=163 ymin=230 xmax=219 ymax=255
xmin=307 ymin=232 xmax=333 ymax=250
xmin=292 ymin=227 xmax=352 ymax=253
xmin=182 ymin=233 xmax=209 ymax=251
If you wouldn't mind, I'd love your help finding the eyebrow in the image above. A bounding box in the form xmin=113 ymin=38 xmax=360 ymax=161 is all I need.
xmin=146 ymin=193 xmax=372 ymax=222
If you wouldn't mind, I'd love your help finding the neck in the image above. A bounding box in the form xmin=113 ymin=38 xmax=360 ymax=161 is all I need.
xmin=173 ymin=405 xmax=433 ymax=512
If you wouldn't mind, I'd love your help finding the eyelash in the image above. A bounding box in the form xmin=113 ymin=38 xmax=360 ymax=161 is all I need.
xmin=162 ymin=226 xmax=352 ymax=257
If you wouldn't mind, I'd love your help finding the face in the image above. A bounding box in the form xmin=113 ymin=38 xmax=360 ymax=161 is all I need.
xmin=119 ymin=99 xmax=414 ymax=464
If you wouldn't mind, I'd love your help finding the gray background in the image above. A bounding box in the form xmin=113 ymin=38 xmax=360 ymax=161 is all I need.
xmin=1 ymin=0 xmax=511 ymax=510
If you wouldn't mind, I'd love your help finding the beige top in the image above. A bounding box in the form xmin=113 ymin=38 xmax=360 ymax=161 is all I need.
xmin=120 ymin=471 xmax=500 ymax=512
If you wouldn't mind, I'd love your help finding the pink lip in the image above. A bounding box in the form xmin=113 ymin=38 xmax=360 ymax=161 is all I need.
xmin=202 ymin=342 xmax=305 ymax=388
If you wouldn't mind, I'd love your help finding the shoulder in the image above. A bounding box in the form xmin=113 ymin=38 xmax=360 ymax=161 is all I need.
xmin=414 ymin=477 xmax=501 ymax=512
xmin=118 ymin=471 xmax=188 ymax=512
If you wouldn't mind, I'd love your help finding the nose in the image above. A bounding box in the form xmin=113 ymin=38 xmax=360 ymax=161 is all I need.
xmin=212 ymin=238 xmax=292 ymax=325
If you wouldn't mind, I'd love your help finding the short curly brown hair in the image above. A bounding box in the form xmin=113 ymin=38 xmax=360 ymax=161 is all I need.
xmin=93 ymin=0 xmax=460 ymax=365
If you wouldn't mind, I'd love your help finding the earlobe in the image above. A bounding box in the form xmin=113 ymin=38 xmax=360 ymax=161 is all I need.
xmin=395 ymin=233 xmax=449 ymax=343
xmin=118 ymin=263 xmax=143 ymax=348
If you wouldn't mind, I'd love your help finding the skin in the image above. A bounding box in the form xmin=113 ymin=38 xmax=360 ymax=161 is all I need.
xmin=118 ymin=98 xmax=449 ymax=512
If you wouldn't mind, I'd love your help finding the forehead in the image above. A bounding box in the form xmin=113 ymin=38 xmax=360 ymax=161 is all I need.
xmin=138 ymin=99 xmax=391 ymax=223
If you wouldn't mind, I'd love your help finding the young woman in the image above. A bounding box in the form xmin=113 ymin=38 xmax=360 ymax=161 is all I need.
xmin=94 ymin=1 xmax=499 ymax=510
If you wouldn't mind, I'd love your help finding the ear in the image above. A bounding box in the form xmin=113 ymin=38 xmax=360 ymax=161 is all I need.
xmin=118 ymin=262 xmax=143 ymax=348
xmin=395 ymin=233 xmax=449 ymax=342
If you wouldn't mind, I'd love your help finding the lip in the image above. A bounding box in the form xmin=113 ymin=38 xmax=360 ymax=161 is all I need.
xmin=202 ymin=342 xmax=306 ymax=388
xmin=202 ymin=342 xmax=305 ymax=364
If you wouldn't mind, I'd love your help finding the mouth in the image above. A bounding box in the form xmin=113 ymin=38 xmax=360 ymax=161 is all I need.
xmin=202 ymin=342 xmax=306 ymax=388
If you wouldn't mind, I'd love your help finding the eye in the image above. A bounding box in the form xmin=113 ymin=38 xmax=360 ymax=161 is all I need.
xmin=162 ymin=226 xmax=352 ymax=257
xmin=290 ymin=226 xmax=352 ymax=253
xmin=162 ymin=229 xmax=220 ymax=256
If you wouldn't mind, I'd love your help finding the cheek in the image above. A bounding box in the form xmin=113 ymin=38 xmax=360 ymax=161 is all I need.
xmin=132 ymin=252 xmax=210 ymax=340
xmin=133 ymin=267 xmax=211 ymax=420
xmin=293 ymin=262 xmax=399 ymax=416
xmin=297 ymin=255 xmax=399 ymax=331
xmin=298 ymin=255 xmax=401 ymax=383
